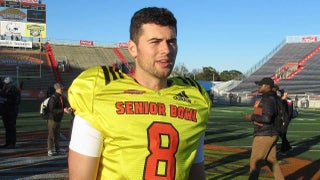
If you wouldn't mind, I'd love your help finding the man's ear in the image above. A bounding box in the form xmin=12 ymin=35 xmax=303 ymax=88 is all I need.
xmin=128 ymin=40 xmax=137 ymax=58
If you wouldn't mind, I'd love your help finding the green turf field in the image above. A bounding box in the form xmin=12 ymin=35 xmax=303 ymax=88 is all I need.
xmin=10 ymin=100 xmax=73 ymax=132
xmin=205 ymin=105 xmax=320 ymax=179
xmin=207 ymin=105 xmax=320 ymax=161
xmin=1 ymin=100 xmax=319 ymax=179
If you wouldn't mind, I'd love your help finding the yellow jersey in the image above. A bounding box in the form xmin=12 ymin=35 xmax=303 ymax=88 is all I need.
xmin=68 ymin=66 xmax=211 ymax=179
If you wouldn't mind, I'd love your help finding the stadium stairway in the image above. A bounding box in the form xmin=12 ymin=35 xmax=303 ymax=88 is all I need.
xmin=272 ymin=44 xmax=320 ymax=83
xmin=45 ymin=43 xmax=62 ymax=84
xmin=113 ymin=48 xmax=135 ymax=75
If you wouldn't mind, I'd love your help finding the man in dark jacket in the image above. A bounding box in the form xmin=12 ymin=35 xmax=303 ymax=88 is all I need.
xmin=47 ymin=83 xmax=72 ymax=156
xmin=244 ymin=77 xmax=284 ymax=180
xmin=0 ymin=77 xmax=21 ymax=149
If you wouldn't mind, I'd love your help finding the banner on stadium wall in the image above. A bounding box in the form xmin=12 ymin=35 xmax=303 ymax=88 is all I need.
xmin=0 ymin=0 xmax=41 ymax=7
xmin=0 ymin=54 xmax=40 ymax=65
xmin=118 ymin=42 xmax=128 ymax=48
xmin=0 ymin=39 xmax=32 ymax=47
xmin=80 ymin=40 xmax=94 ymax=46
xmin=20 ymin=3 xmax=46 ymax=10
xmin=17 ymin=0 xmax=39 ymax=4
xmin=301 ymin=36 xmax=318 ymax=43
xmin=0 ymin=21 xmax=46 ymax=37
xmin=4 ymin=0 xmax=20 ymax=8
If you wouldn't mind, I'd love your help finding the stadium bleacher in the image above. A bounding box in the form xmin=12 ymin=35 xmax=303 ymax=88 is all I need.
xmin=2 ymin=35 xmax=320 ymax=103
xmin=231 ymin=41 xmax=320 ymax=95
xmin=0 ymin=42 xmax=134 ymax=92
xmin=48 ymin=43 xmax=134 ymax=88
xmin=0 ymin=48 xmax=55 ymax=91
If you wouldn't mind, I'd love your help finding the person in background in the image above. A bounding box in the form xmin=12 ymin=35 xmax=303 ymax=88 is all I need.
xmin=294 ymin=95 xmax=298 ymax=107
xmin=273 ymin=85 xmax=293 ymax=155
xmin=278 ymin=89 xmax=293 ymax=155
xmin=47 ymin=83 xmax=72 ymax=156
xmin=244 ymin=77 xmax=284 ymax=180
xmin=68 ymin=7 xmax=210 ymax=179
xmin=0 ymin=77 xmax=21 ymax=149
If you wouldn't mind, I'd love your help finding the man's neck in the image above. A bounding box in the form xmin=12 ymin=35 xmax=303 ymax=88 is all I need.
xmin=133 ymin=74 xmax=167 ymax=91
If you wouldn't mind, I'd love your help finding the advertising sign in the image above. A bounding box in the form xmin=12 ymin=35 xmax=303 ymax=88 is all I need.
xmin=0 ymin=0 xmax=5 ymax=7
xmin=301 ymin=36 xmax=318 ymax=43
xmin=80 ymin=40 xmax=94 ymax=46
xmin=20 ymin=1 xmax=45 ymax=10
xmin=118 ymin=42 xmax=128 ymax=48
xmin=0 ymin=21 xmax=25 ymax=36
xmin=0 ymin=39 xmax=32 ymax=47
xmin=0 ymin=7 xmax=27 ymax=21
xmin=20 ymin=0 xmax=39 ymax=3
xmin=25 ymin=22 xmax=45 ymax=37
xmin=0 ymin=0 xmax=40 ymax=6
xmin=0 ymin=7 xmax=45 ymax=23
xmin=0 ymin=21 xmax=46 ymax=37
xmin=5 ymin=0 xmax=20 ymax=8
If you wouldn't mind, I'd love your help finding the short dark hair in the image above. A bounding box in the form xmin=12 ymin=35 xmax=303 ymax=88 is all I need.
xmin=254 ymin=77 xmax=274 ymax=88
xmin=130 ymin=7 xmax=177 ymax=44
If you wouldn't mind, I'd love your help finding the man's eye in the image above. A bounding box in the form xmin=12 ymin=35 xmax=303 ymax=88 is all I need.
xmin=168 ymin=40 xmax=177 ymax=45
